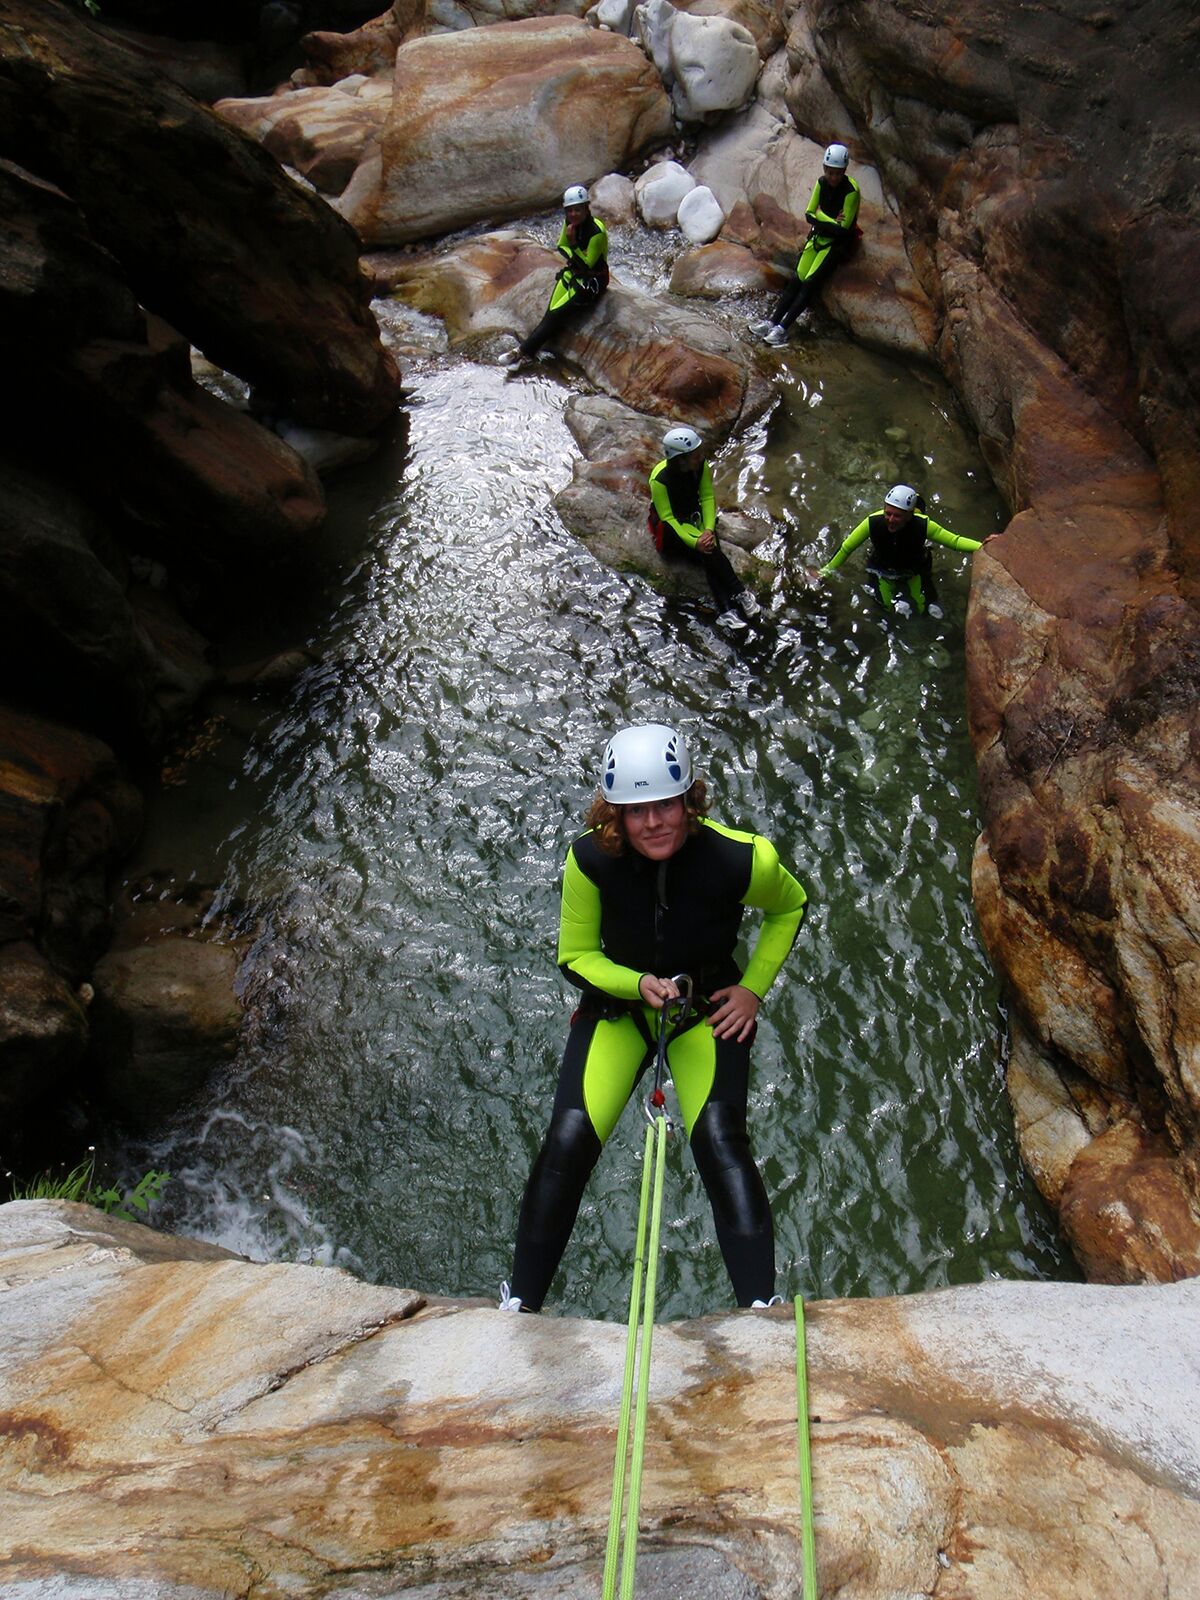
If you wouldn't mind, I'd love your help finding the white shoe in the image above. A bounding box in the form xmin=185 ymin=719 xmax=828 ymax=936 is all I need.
xmin=738 ymin=590 xmax=761 ymax=618
xmin=751 ymin=1295 xmax=784 ymax=1308
xmin=498 ymin=1281 xmax=524 ymax=1311
xmin=763 ymin=324 xmax=788 ymax=346
xmin=927 ymin=602 xmax=944 ymax=620
xmin=747 ymin=317 xmax=774 ymax=338
xmin=498 ymin=347 xmax=524 ymax=369
xmin=716 ymin=608 xmax=748 ymax=631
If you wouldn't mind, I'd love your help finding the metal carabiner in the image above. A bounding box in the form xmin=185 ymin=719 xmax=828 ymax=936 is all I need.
xmin=643 ymin=974 xmax=694 ymax=1129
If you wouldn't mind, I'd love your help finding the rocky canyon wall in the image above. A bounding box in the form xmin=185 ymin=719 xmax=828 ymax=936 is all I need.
xmin=785 ymin=0 xmax=1200 ymax=1281
xmin=0 ymin=0 xmax=401 ymax=1149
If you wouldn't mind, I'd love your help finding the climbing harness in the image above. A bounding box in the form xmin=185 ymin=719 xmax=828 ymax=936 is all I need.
xmin=794 ymin=1295 xmax=819 ymax=1596
xmin=602 ymin=977 xmax=692 ymax=1600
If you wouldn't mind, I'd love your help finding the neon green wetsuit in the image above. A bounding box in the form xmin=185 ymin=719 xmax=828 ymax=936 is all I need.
xmin=821 ymin=507 xmax=982 ymax=612
xmin=770 ymin=172 xmax=861 ymax=330
xmin=520 ymin=212 xmax=609 ymax=357
xmin=647 ymin=457 xmax=743 ymax=611
xmin=510 ymin=816 xmax=807 ymax=1309
xmin=797 ymin=173 xmax=860 ymax=283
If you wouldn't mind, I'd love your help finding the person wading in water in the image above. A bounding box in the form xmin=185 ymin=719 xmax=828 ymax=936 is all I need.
xmin=819 ymin=483 xmax=991 ymax=617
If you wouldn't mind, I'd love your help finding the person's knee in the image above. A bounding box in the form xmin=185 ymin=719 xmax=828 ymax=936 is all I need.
xmin=540 ymin=1108 xmax=602 ymax=1174
xmin=521 ymin=1110 xmax=602 ymax=1242
xmin=690 ymin=1102 xmax=770 ymax=1236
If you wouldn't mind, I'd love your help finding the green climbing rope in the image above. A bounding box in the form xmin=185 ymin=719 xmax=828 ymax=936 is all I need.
xmin=602 ymin=1110 xmax=669 ymax=1600
xmin=794 ymin=1295 xmax=818 ymax=1596
xmin=619 ymin=1112 xmax=667 ymax=1599
xmin=602 ymin=1117 xmax=656 ymax=1598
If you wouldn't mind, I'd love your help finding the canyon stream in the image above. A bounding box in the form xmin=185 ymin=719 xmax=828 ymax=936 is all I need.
xmin=100 ymin=255 xmax=1074 ymax=1318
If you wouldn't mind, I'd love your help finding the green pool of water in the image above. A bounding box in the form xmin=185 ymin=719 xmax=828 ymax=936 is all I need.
xmin=105 ymin=325 xmax=1074 ymax=1318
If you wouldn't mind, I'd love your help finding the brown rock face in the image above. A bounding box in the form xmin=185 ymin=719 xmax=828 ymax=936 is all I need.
xmin=385 ymin=232 xmax=774 ymax=431
xmin=337 ymin=17 xmax=673 ymax=245
xmin=0 ymin=0 xmax=401 ymax=434
xmin=0 ymin=709 xmax=141 ymax=1121
xmin=0 ymin=156 xmax=329 ymax=579
xmin=0 ymin=944 xmax=88 ymax=1121
xmin=795 ymin=0 xmax=1200 ymax=1279
xmin=216 ymin=80 xmax=391 ymax=195
xmin=302 ymin=0 xmax=424 ymax=82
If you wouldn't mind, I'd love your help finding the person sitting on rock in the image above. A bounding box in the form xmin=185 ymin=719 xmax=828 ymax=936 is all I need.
xmin=509 ymin=184 xmax=609 ymax=364
xmin=818 ymin=483 xmax=988 ymax=618
xmin=649 ymin=427 xmax=760 ymax=627
xmin=750 ymin=143 xmax=861 ymax=347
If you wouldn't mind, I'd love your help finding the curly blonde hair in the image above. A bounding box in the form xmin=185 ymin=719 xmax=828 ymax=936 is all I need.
xmin=584 ymin=779 xmax=710 ymax=856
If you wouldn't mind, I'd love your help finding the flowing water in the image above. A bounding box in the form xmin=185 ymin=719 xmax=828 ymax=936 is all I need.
xmin=103 ymin=291 xmax=1074 ymax=1319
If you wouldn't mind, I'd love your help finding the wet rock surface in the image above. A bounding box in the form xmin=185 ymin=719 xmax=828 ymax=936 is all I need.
xmin=0 ymin=1201 xmax=1196 ymax=1598
xmin=0 ymin=710 xmax=141 ymax=1126
xmin=379 ymin=231 xmax=775 ymax=432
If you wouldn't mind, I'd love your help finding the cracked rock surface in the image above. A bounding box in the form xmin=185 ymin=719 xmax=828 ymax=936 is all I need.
xmin=1 ymin=1201 xmax=1197 ymax=1598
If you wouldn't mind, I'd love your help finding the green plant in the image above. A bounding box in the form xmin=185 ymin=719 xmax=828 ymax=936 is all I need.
xmin=8 ymin=1154 xmax=170 ymax=1222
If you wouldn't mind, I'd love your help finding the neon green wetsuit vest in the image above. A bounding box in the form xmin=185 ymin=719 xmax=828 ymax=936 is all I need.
xmin=823 ymin=510 xmax=981 ymax=576
xmin=795 ymin=174 xmax=860 ymax=282
xmin=647 ymin=456 xmax=716 ymax=550
xmin=547 ymin=214 xmax=609 ymax=312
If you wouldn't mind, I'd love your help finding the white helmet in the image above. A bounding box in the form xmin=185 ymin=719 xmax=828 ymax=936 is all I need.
xmin=823 ymin=143 xmax=849 ymax=170
xmin=662 ymin=426 xmax=702 ymax=459
xmin=885 ymin=483 xmax=918 ymax=511
xmin=601 ymin=724 xmax=693 ymax=805
xmin=562 ymin=184 xmax=588 ymax=207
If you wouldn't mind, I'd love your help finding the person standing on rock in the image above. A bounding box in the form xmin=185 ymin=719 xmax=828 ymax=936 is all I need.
xmin=649 ymin=426 xmax=761 ymax=627
xmin=508 ymin=184 xmax=609 ymax=364
xmin=818 ymin=483 xmax=988 ymax=617
xmin=750 ymin=143 xmax=861 ymax=347
xmin=500 ymin=722 xmax=808 ymax=1314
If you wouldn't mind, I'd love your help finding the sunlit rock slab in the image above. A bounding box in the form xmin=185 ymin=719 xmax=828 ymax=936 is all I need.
xmin=1 ymin=1201 xmax=1198 ymax=1599
xmin=380 ymin=231 xmax=775 ymax=435
xmin=335 ymin=17 xmax=673 ymax=245
xmin=216 ymin=80 xmax=392 ymax=195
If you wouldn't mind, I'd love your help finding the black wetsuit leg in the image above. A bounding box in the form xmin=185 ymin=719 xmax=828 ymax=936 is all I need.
xmin=660 ymin=526 xmax=743 ymax=611
xmin=770 ymin=275 xmax=809 ymax=330
xmin=510 ymin=1010 xmax=639 ymax=1309
xmin=771 ymin=241 xmax=848 ymax=330
xmin=520 ymin=287 xmax=601 ymax=358
xmin=688 ymin=1033 xmax=775 ymax=1305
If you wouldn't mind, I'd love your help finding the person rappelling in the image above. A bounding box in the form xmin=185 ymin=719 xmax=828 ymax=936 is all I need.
xmin=750 ymin=142 xmax=861 ymax=347
xmin=818 ymin=483 xmax=993 ymax=616
xmin=503 ymin=183 xmax=609 ymax=366
xmin=500 ymin=723 xmax=807 ymax=1314
xmin=648 ymin=427 xmax=762 ymax=629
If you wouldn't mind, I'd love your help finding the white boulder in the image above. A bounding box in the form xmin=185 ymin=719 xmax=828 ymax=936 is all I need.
xmin=636 ymin=0 xmax=760 ymax=122
xmin=635 ymin=157 xmax=695 ymax=226
xmin=592 ymin=0 xmax=638 ymax=33
xmin=590 ymin=171 xmax=637 ymax=224
xmin=668 ymin=8 xmax=760 ymax=121
xmin=635 ymin=0 xmax=675 ymax=78
xmin=677 ymin=183 xmax=724 ymax=243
